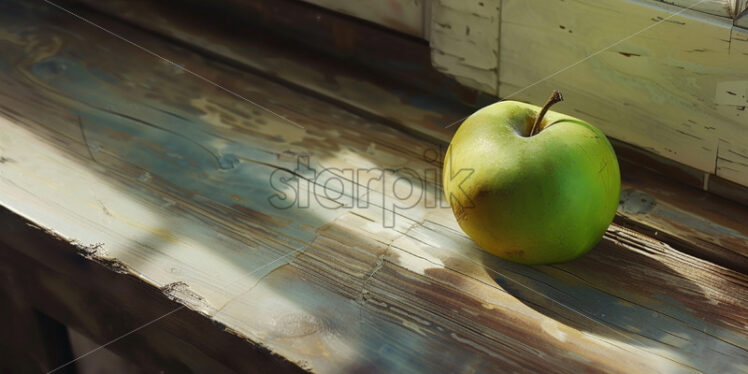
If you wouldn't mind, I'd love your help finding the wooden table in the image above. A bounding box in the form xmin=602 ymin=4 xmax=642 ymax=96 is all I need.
xmin=0 ymin=1 xmax=746 ymax=373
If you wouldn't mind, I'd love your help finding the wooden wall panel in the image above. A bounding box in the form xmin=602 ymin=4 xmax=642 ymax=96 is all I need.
xmin=715 ymin=26 xmax=748 ymax=184
xmin=738 ymin=10 xmax=748 ymax=27
xmin=499 ymin=0 xmax=748 ymax=186
xmin=657 ymin=0 xmax=740 ymax=17
xmin=429 ymin=0 xmax=500 ymax=94
xmin=735 ymin=0 xmax=748 ymax=17
xmin=298 ymin=0 xmax=742 ymax=37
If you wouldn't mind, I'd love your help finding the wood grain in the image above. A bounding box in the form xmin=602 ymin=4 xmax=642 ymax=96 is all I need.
xmin=429 ymin=0 xmax=501 ymax=93
xmin=0 ymin=1 xmax=746 ymax=373
xmin=737 ymin=9 xmax=748 ymax=27
xmin=499 ymin=0 xmax=748 ymax=186
xmin=300 ymin=0 xmax=426 ymax=37
xmin=100 ymin=0 xmax=748 ymax=188
xmin=616 ymin=157 xmax=748 ymax=272
xmin=73 ymin=0 xmax=748 ymax=271
xmin=73 ymin=0 xmax=472 ymax=144
xmin=0 ymin=222 xmax=304 ymax=374
xmin=656 ymin=0 xmax=741 ymax=17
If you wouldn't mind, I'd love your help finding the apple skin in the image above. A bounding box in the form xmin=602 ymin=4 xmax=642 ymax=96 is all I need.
xmin=443 ymin=101 xmax=620 ymax=265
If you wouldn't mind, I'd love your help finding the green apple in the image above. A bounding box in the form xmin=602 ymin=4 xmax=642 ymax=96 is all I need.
xmin=443 ymin=91 xmax=620 ymax=264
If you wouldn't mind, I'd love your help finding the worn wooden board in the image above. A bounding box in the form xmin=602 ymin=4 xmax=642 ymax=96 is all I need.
xmin=74 ymin=0 xmax=748 ymax=271
xmin=430 ymin=0 xmax=746 ymax=92
xmin=657 ymin=0 xmax=742 ymax=17
xmin=616 ymin=158 xmax=748 ymax=272
xmin=0 ymin=1 xmax=747 ymax=373
xmin=0 ymin=224 xmax=304 ymax=374
xmin=499 ymin=0 xmax=748 ymax=186
xmin=184 ymin=0 xmax=482 ymax=107
xmin=429 ymin=0 xmax=501 ymax=94
xmin=738 ymin=9 xmax=748 ymax=27
xmin=717 ymin=26 xmax=748 ymax=184
xmin=72 ymin=0 xmax=470 ymax=144
xmin=261 ymin=0 xmax=741 ymax=35
xmin=300 ymin=0 xmax=426 ymax=37
xmin=103 ymin=0 xmax=748 ymax=189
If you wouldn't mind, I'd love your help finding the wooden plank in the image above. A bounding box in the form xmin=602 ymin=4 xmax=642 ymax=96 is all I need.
xmin=0 ymin=1 xmax=746 ymax=372
xmin=708 ymin=174 xmax=748 ymax=206
xmin=715 ymin=26 xmax=748 ymax=183
xmin=736 ymin=0 xmax=748 ymax=18
xmin=656 ymin=0 xmax=741 ymax=17
xmin=738 ymin=10 xmax=748 ymax=27
xmin=611 ymin=140 xmax=748 ymax=272
xmin=0 ymin=223 xmax=304 ymax=374
xmin=617 ymin=158 xmax=748 ymax=272
xmin=125 ymin=0 xmax=748 ymax=189
xmin=299 ymin=0 xmax=426 ymax=37
xmin=298 ymin=0 xmax=738 ymax=33
xmin=429 ymin=0 xmax=500 ymax=94
xmin=72 ymin=0 xmax=748 ymax=270
xmin=72 ymin=0 xmax=472 ymax=144
xmin=184 ymin=0 xmax=480 ymax=108
xmin=499 ymin=0 xmax=748 ymax=187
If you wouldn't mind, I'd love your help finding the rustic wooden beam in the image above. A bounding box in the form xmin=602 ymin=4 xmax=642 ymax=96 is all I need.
xmin=299 ymin=0 xmax=427 ymax=37
xmin=71 ymin=0 xmax=748 ymax=271
xmin=499 ymin=0 xmax=748 ymax=187
xmin=92 ymin=0 xmax=748 ymax=189
xmin=174 ymin=0 xmax=482 ymax=109
xmin=0 ymin=1 xmax=746 ymax=372
xmin=737 ymin=10 xmax=748 ymax=27
xmin=0 ymin=220 xmax=305 ymax=374
xmin=429 ymin=0 xmax=501 ymax=94
xmin=655 ymin=0 xmax=742 ymax=17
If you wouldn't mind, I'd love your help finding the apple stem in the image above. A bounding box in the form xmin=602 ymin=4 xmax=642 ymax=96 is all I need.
xmin=530 ymin=90 xmax=564 ymax=136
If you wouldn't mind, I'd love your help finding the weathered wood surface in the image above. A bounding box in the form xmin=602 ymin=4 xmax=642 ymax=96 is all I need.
xmin=429 ymin=0 xmax=501 ymax=94
xmin=256 ymin=0 xmax=743 ymax=36
xmin=500 ymin=0 xmax=748 ymax=187
xmin=186 ymin=0 xmax=484 ymax=108
xmin=656 ymin=0 xmax=743 ymax=17
xmin=321 ymin=0 xmax=748 ymax=188
xmin=95 ymin=0 xmax=748 ymax=189
xmin=73 ymin=0 xmax=748 ymax=272
xmin=299 ymin=0 xmax=427 ymax=37
xmin=616 ymin=158 xmax=748 ymax=272
xmin=1 ymin=1 xmax=747 ymax=373
xmin=738 ymin=8 xmax=748 ymax=27
xmin=78 ymin=0 xmax=471 ymax=144
xmin=0 ymin=219 xmax=304 ymax=374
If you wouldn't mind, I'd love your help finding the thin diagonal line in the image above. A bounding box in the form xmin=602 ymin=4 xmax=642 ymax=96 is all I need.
xmin=46 ymin=306 xmax=185 ymax=374
xmin=213 ymin=248 xmax=303 ymax=314
xmin=43 ymin=0 xmax=305 ymax=129
xmin=444 ymin=0 xmax=708 ymax=129
xmin=77 ymin=115 xmax=96 ymax=161
xmin=46 ymin=247 xmax=300 ymax=374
